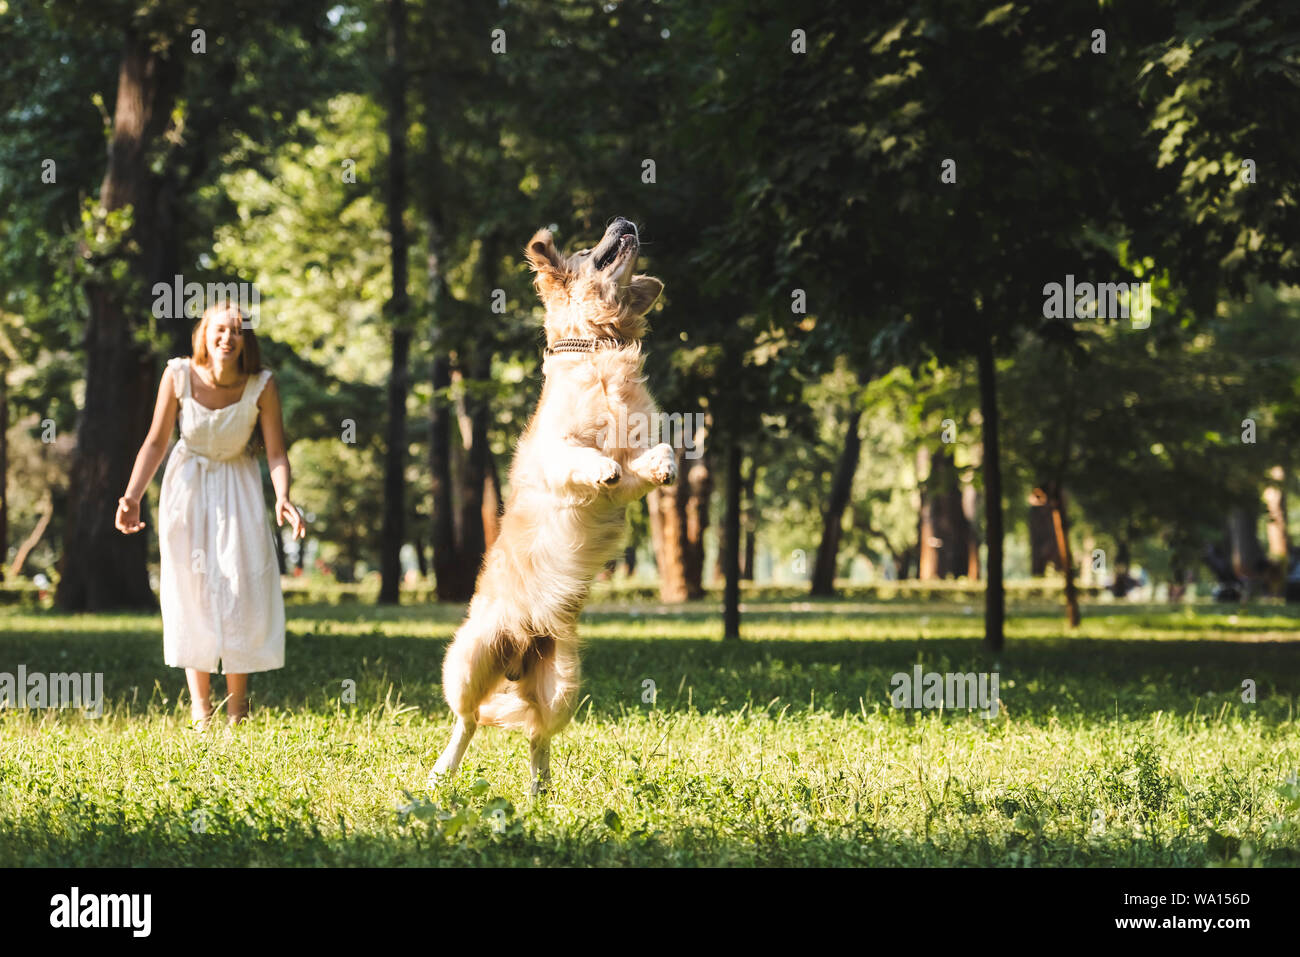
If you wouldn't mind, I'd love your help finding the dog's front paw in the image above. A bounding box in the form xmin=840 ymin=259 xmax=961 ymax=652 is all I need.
xmin=580 ymin=457 xmax=622 ymax=488
xmin=645 ymin=443 xmax=677 ymax=487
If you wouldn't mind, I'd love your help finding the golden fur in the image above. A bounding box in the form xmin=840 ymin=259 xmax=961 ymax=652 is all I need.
xmin=430 ymin=219 xmax=674 ymax=794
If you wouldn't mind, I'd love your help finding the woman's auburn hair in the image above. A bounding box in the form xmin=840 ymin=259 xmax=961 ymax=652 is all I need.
xmin=191 ymin=301 xmax=262 ymax=374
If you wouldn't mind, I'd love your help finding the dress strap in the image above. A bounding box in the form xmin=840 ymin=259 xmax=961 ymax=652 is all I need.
xmin=243 ymin=369 xmax=274 ymax=406
xmin=166 ymin=357 xmax=191 ymax=400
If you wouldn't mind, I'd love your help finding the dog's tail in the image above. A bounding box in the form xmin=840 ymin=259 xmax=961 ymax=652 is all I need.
xmin=475 ymin=685 xmax=534 ymax=732
xmin=475 ymin=633 xmax=576 ymax=738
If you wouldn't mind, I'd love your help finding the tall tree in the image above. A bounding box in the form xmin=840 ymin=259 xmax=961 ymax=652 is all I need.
xmin=811 ymin=401 xmax=862 ymax=595
xmin=378 ymin=0 xmax=411 ymax=604
xmin=58 ymin=24 xmax=181 ymax=610
xmin=721 ymin=434 xmax=742 ymax=641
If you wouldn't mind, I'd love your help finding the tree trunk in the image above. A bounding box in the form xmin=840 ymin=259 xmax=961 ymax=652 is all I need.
xmin=421 ymin=139 xmax=472 ymax=603
xmin=414 ymin=535 xmax=428 ymax=579
xmin=961 ymin=458 xmax=980 ymax=579
xmin=1227 ymin=505 xmax=1266 ymax=582
xmin=444 ymin=239 xmax=501 ymax=597
xmin=9 ymin=495 xmax=52 ymax=580
xmin=940 ymin=452 xmax=969 ymax=577
xmin=1028 ymin=493 xmax=1060 ymax=576
xmin=429 ymin=350 xmax=465 ymax=600
xmin=916 ymin=445 xmax=937 ymax=580
xmin=379 ymin=0 xmax=411 ymax=605
xmin=379 ymin=327 xmax=410 ymax=602
xmin=723 ymin=439 xmax=741 ymax=640
xmin=58 ymin=31 xmax=181 ymax=611
xmin=418 ymin=87 xmax=480 ymax=604
xmin=740 ymin=459 xmax=757 ymax=581
xmin=1045 ymin=486 xmax=1080 ymax=627
xmin=1264 ymin=465 xmax=1288 ymax=593
xmin=454 ymin=361 xmax=487 ymax=597
xmin=0 ymin=356 xmax=7 ymax=583
xmin=649 ymin=422 xmax=709 ymax=602
xmin=976 ymin=339 xmax=1005 ymax=652
xmin=898 ymin=546 xmax=916 ymax=580
xmin=899 ymin=449 xmax=923 ymax=580
xmin=681 ymin=427 xmax=711 ymax=597
xmin=648 ymin=484 xmax=689 ymax=602
xmin=919 ymin=446 xmax=970 ymax=579
xmin=811 ymin=406 xmax=863 ymax=595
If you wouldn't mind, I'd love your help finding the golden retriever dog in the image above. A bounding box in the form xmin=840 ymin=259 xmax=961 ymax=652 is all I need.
xmin=429 ymin=217 xmax=675 ymax=795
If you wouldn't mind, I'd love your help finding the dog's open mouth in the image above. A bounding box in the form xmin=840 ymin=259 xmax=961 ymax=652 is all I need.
xmin=592 ymin=220 xmax=638 ymax=272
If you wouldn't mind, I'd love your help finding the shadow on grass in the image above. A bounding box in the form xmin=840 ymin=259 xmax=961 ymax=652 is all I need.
xmin=2 ymin=601 xmax=1297 ymax=724
xmin=2 ymin=809 xmax=1277 ymax=867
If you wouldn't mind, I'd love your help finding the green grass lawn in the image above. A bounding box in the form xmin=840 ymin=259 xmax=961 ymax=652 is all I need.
xmin=1 ymin=594 xmax=1298 ymax=866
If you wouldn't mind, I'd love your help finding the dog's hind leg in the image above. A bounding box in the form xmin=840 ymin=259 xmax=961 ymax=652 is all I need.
xmin=521 ymin=636 xmax=580 ymax=797
xmin=431 ymin=716 xmax=476 ymax=783
xmin=429 ymin=619 xmax=505 ymax=785
xmin=529 ymin=737 xmax=551 ymax=797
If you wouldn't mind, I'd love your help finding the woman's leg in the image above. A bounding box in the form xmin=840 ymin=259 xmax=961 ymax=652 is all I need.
xmin=226 ymin=673 xmax=249 ymax=725
xmin=186 ymin=669 xmax=213 ymax=729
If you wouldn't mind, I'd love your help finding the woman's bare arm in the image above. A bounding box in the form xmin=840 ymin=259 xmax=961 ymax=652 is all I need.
xmin=258 ymin=375 xmax=306 ymax=540
xmin=116 ymin=370 xmax=179 ymax=533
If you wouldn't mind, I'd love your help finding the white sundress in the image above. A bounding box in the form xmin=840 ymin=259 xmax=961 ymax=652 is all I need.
xmin=158 ymin=357 xmax=285 ymax=674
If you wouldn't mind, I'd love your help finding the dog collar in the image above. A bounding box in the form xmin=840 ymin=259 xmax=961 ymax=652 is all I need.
xmin=544 ymin=337 xmax=625 ymax=355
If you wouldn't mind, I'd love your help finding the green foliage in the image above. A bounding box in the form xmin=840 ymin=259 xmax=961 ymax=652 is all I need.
xmin=397 ymin=784 xmax=521 ymax=845
xmin=212 ymin=94 xmax=393 ymax=383
xmin=292 ymin=437 xmax=385 ymax=578
xmin=1135 ymin=0 xmax=1300 ymax=292
xmin=5 ymin=0 xmax=1300 ymax=609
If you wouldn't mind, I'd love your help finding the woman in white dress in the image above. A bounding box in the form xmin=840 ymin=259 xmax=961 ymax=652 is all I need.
xmin=115 ymin=301 xmax=307 ymax=728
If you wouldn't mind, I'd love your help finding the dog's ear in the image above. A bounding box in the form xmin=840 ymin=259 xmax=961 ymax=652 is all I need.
xmin=624 ymin=275 xmax=664 ymax=316
xmin=525 ymin=228 xmax=568 ymax=300
xmin=525 ymin=228 xmax=566 ymax=274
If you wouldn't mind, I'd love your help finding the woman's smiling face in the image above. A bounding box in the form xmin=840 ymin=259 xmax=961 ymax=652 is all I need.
xmin=205 ymin=308 xmax=245 ymax=366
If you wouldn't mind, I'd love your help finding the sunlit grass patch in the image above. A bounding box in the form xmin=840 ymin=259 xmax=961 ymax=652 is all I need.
xmin=0 ymin=598 xmax=1297 ymax=866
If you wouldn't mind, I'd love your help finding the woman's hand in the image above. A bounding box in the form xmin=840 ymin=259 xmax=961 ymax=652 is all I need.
xmin=116 ymin=496 xmax=146 ymax=534
xmin=276 ymin=497 xmax=307 ymax=540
